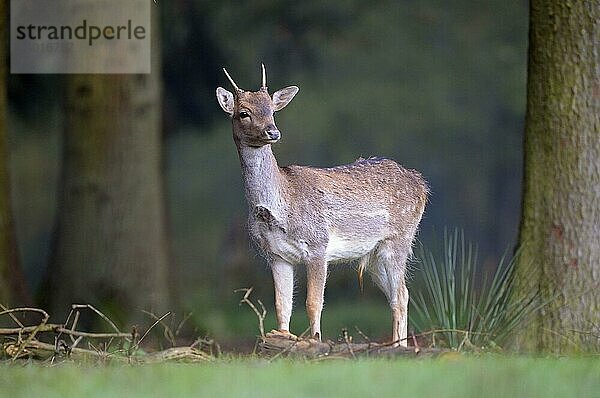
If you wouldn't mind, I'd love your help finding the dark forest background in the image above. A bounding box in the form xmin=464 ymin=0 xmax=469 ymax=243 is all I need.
xmin=6 ymin=0 xmax=528 ymax=341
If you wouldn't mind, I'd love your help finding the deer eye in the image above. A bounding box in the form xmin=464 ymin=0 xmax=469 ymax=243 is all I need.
xmin=239 ymin=111 xmax=250 ymax=119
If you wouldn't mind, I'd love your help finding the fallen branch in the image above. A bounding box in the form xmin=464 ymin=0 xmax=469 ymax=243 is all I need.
xmin=3 ymin=340 xmax=212 ymax=363
xmin=259 ymin=335 xmax=447 ymax=359
xmin=0 ymin=324 xmax=131 ymax=339
xmin=1 ymin=305 xmax=212 ymax=363
xmin=267 ymin=327 xmax=311 ymax=362
xmin=143 ymin=346 xmax=213 ymax=363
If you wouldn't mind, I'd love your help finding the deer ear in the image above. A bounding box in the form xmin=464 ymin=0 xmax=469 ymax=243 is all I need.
xmin=272 ymin=86 xmax=299 ymax=112
xmin=216 ymin=87 xmax=235 ymax=115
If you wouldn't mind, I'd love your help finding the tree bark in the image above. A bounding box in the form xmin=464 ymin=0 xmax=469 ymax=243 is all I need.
xmin=44 ymin=6 xmax=170 ymax=324
xmin=516 ymin=0 xmax=599 ymax=352
xmin=0 ymin=0 xmax=31 ymax=306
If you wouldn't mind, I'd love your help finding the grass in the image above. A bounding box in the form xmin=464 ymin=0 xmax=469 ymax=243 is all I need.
xmin=1 ymin=357 xmax=599 ymax=398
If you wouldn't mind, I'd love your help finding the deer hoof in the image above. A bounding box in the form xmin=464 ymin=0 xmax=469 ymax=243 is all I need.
xmin=391 ymin=339 xmax=407 ymax=348
xmin=266 ymin=329 xmax=298 ymax=340
xmin=306 ymin=332 xmax=321 ymax=343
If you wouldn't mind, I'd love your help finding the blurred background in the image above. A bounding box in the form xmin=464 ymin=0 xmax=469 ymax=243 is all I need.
xmin=5 ymin=0 xmax=528 ymax=346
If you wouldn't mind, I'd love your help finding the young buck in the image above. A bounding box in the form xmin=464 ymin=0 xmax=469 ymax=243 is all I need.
xmin=216 ymin=65 xmax=427 ymax=346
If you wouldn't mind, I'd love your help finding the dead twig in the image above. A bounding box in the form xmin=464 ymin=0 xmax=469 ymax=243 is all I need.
xmin=175 ymin=312 xmax=193 ymax=337
xmin=408 ymin=328 xmax=490 ymax=347
xmin=341 ymin=328 xmax=356 ymax=359
xmin=0 ymin=307 xmax=50 ymax=361
xmin=569 ymin=329 xmax=600 ymax=339
xmin=410 ymin=330 xmax=421 ymax=354
xmin=354 ymin=326 xmax=371 ymax=344
xmin=235 ymin=287 xmax=267 ymax=338
xmin=130 ymin=311 xmax=171 ymax=353
xmin=0 ymin=307 xmax=49 ymax=323
xmin=542 ymin=328 xmax=581 ymax=350
xmin=142 ymin=310 xmax=176 ymax=347
xmin=191 ymin=337 xmax=221 ymax=358
xmin=0 ymin=304 xmax=25 ymax=328
xmin=22 ymin=340 xmax=127 ymax=362
xmin=70 ymin=304 xmax=121 ymax=334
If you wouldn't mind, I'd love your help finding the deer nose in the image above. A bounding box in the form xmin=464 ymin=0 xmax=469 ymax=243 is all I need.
xmin=265 ymin=129 xmax=281 ymax=141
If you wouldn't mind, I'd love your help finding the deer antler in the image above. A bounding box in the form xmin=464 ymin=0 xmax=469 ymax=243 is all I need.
xmin=223 ymin=68 xmax=242 ymax=92
xmin=261 ymin=63 xmax=267 ymax=89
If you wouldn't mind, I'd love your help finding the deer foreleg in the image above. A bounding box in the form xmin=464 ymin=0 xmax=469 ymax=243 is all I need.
xmin=306 ymin=257 xmax=327 ymax=340
xmin=271 ymin=257 xmax=294 ymax=335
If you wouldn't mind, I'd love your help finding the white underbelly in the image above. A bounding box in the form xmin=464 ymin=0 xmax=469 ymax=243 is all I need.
xmin=325 ymin=232 xmax=381 ymax=262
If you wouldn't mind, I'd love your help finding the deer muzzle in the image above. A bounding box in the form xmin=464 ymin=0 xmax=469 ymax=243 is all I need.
xmin=264 ymin=129 xmax=281 ymax=142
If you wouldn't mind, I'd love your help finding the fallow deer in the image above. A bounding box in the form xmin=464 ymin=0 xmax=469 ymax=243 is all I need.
xmin=216 ymin=65 xmax=427 ymax=346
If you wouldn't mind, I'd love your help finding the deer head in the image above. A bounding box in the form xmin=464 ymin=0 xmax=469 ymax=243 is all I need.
xmin=216 ymin=64 xmax=299 ymax=147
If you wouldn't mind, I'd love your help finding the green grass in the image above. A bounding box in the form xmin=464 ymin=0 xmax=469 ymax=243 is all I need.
xmin=1 ymin=357 xmax=599 ymax=398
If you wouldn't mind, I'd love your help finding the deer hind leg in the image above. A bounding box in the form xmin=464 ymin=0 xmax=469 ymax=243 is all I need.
xmin=369 ymin=240 xmax=410 ymax=347
xmin=268 ymin=257 xmax=297 ymax=339
xmin=306 ymin=256 xmax=328 ymax=340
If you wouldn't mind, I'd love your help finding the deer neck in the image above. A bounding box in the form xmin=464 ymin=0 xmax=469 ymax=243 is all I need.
xmin=237 ymin=144 xmax=288 ymax=216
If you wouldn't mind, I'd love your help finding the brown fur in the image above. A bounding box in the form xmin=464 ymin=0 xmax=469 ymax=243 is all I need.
xmin=217 ymin=69 xmax=427 ymax=345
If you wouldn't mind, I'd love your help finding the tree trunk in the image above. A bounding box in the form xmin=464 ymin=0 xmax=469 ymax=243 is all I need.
xmin=516 ymin=0 xmax=599 ymax=352
xmin=44 ymin=7 xmax=170 ymax=324
xmin=0 ymin=0 xmax=30 ymax=306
